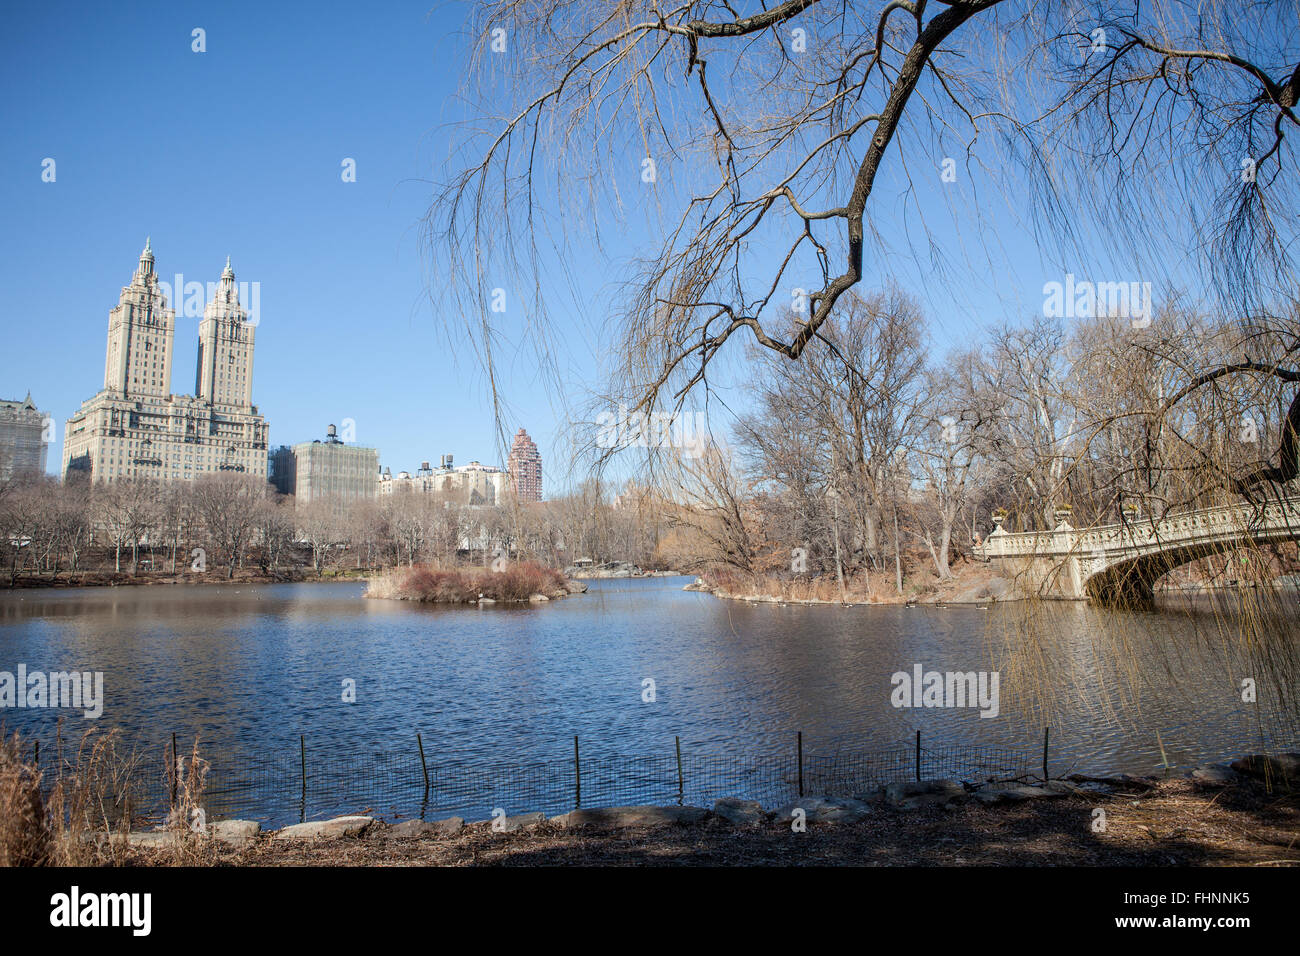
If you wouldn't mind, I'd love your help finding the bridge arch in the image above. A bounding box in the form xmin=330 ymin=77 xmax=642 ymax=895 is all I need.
xmin=977 ymin=496 xmax=1300 ymax=606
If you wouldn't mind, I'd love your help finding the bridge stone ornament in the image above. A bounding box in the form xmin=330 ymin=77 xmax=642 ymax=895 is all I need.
xmin=974 ymin=497 xmax=1300 ymax=604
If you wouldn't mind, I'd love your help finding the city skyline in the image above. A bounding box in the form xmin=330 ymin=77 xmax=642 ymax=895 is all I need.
xmin=11 ymin=236 xmax=534 ymax=487
xmin=11 ymin=237 xmax=540 ymax=497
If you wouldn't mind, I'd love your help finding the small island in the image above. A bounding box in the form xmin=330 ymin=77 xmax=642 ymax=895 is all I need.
xmin=365 ymin=561 xmax=587 ymax=605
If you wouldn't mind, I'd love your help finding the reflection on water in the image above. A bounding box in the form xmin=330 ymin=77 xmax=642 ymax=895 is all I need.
xmin=0 ymin=578 xmax=1294 ymax=820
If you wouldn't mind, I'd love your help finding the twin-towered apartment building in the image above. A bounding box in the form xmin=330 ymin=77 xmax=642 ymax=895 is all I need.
xmin=62 ymin=239 xmax=269 ymax=482
xmin=52 ymin=240 xmax=542 ymax=506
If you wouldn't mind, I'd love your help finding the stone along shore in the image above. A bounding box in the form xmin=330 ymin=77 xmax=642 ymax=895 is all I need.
xmin=103 ymin=753 xmax=1300 ymax=866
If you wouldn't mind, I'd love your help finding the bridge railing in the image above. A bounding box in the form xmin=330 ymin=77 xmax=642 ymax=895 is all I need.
xmin=977 ymin=496 xmax=1300 ymax=560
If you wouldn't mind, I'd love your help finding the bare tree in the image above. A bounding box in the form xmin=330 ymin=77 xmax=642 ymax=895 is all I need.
xmin=297 ymin=498 xmax=342 ymax=575
xmin=95 ymin=479 xmax=141 ymax=575
xmin=914 ymin=352 xmax=993 ymax=578
xmin=190 ymin=474 xmax=264 ymax=580
xmin=255 ymin=492 xmax=296 ymax=574
xmin=430 ymin=0 xmax=1299 ymax=460
xmin=669 ymin=442 xmax=762 ymax=573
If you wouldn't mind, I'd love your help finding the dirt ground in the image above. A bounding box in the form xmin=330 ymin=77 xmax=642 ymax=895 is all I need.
xmin=123 ymin=777 xmax=1299 ymax=867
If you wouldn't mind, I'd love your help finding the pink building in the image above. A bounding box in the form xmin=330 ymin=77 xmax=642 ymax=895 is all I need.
xmin=508 ymin=428 xmax=543 ymax=502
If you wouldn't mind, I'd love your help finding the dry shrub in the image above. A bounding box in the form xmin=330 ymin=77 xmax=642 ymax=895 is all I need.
xmin=44 ymin=726 xmax=142 ymax=865
xmin=478 ymin=561 xmax=566 ymax=601
xmin=163 ymin=737 xmax=215 ymax=865
xmin=1 ymin=725 xmax=221 ymax=867
xmin=0 ymin=731 xmax=50 ymax=866
xmin=367 ymin=560 xmax=568 ymax=603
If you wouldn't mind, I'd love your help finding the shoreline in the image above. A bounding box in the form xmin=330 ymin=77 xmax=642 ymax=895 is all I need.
xmin=83 ymin=756 xmax=1300 ymax=867
xmin=0 ymin=569 xmax=370 ymax=592
xmin=684 ymin=574 xmax=1300 ymax=608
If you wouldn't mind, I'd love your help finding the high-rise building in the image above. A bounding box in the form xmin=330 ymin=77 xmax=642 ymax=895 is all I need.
xmin=286 ymin=425 xmax=379 ymax=516
xmin=0 ymin=393 xmax=49 ymax=480
xmin=507 ymin=428 xmax=542 ymax=502
xmin=196 ymin=257 xmax=255 ymax=408
xmin=62 ymin=240 xmax=269 ymax=482
xmin=268 ymin=445 xmax=296 ymax=496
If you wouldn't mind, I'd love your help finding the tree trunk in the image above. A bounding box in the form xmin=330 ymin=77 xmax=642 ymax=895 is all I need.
xmin=893 ymin=506 xmax=903 ymax=595
xmin=831 ymin=496 xmax=846 ymax=602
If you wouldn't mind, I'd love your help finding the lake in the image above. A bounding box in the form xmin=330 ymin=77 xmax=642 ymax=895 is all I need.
xmin=1 ymin=577 xmax=1294 ymax=825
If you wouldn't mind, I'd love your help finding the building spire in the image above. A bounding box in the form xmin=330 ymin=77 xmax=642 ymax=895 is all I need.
xmin=137 ymin=236 xmax=155 ymax=278
xmin=215 ymin=254 xmax=238 ymax=305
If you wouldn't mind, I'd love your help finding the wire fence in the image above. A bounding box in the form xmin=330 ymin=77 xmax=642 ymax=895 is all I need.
xmin=34 ymin=707 xmax=1298 ymax=830
xmin=36 ymin=731 xmax=1037 ymax=829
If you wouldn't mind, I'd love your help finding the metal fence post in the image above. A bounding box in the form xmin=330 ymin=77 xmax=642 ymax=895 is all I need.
xmin=797 ymin=731 xmax=804 ymax=797
xmin=675 ymin=736 xmax=684 ymax=806
xmin=573 ymin=735 xmax=581 ymax=809
xmin=1042 ymin=727 xmax=1050 ymax=782
xmin=170 ymin=732 xmax=178 ymax=808
xmin=915 ymin=730 xmax=921 ymax=782
xmin=417 ymin=732 xmax=430 ymax=800
xmin=299 ymin=735 xmax=307 ymax=823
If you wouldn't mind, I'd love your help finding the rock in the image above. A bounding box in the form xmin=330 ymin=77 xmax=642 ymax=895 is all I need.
xmin=563 ymin=580 xmax=589 ymax=594
xmin=478 ymin=598 xmax=497 ymax=605
xmin=555 ymin=805 xmax=709 ymax=829
xmin=208 ymin=819 xmax=260 ymax=847
xmin=1229 ymin=754 xmax=1300 ymax=787
xmin=387 ymin=819 xmax=430 ymax=839
xmin=528 ymin=593 xmax=550 ymax=603
xmin=1045 ymin=780 xmax=1114 ymax=796
xmin=772 ymin=795 xmax=873 ymax=823
xmin=713 ymin=797 xmax=764 ymax=826
xmin=495 ymin=811 xmax=547 ymax=833
xmin=883 ymin=779 xmax=968 ymax=810
xmin=126 ymin=830 xmax=182 ymax=849
xmin=1066 ymin=772 xmax=1159 ymax=791
xmin=274 ymin=815 xmax=374 ymax=841
xmin=975 ymin=785 xmax=1066 ymax=805
xmin=1187 ymin=763 xmax=1242 ymax=790
xmin=386 ymin=817 xmax=464 ymax=839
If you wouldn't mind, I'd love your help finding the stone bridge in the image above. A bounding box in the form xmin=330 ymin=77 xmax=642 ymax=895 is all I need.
xmin=973 ymin=496 xmax=1300 ymax=604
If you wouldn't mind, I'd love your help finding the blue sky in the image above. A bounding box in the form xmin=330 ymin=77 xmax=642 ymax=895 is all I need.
xmin=0 ymin=0 xmax=1168 ymax=492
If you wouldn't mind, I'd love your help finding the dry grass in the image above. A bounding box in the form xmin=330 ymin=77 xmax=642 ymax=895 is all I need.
xmin=700 ymin=560 xmax=1004 ymax=605
xmin=0 ymin=731 xmax=50 ymax=866
xmin=0 ymin=726 xmax=217 ymax=867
